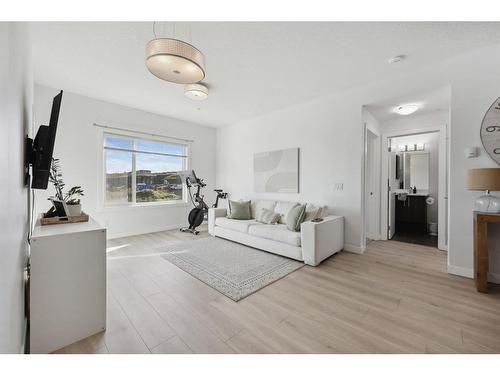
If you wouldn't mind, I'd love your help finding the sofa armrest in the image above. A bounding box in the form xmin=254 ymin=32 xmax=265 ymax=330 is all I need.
xmin=208 ymin=208 xmax=227 ymax=235
xmin=300 ymin=215 xmax=344 ymax=266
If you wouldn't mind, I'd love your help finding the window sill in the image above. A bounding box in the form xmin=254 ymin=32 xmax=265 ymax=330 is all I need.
xmin=97 ymin=201 xmax=189 ymax=213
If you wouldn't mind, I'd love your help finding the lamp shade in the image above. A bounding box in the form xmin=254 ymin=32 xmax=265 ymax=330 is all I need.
xmin=146 ymin=38 xmax=205 ymax=84
xmin=467 ymin=168 xmax=500 ymax=191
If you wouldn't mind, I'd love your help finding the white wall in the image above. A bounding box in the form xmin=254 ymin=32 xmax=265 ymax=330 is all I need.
xmin=380 ymin=111 xmax=449 ymax=134
xmin=0 ymin=23 xmax=33 ymax=353
xmin=216 ymin=42 xmax=500 ymax=277
xmin=33 ymin=85 xmax=217 ymax=239
xmin=217 ymin=93 xmax=365 ymax=252
xmin=364 ymin=109 xmax=381 ymax=136
xmin=362 ymin=108 xmax=382 ymax=242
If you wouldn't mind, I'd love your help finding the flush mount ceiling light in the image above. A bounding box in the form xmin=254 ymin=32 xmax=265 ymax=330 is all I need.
xmin=394 ymin=104 xmax=419 ymax=115
xmin=184 ymin=83 xmax=208 ymax=100
xmin=388 ymin=55 xmax=406 ymax=64
xmin=145 ymin=23 xmax=205 ymax=84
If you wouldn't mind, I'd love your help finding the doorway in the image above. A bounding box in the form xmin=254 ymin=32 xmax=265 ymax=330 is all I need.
xmin=386 ymin=132 xmax=439 ymax=247
xmin=362 ymin=86 xmax=450 ymax=252
xmin=381 ymin=126 xmax=448 ymax=250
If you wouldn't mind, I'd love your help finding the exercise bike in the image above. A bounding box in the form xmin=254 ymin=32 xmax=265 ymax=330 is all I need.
xmin=179 ymin=170 xmax=227 ymax=235
xmin=213 ymin=189 xmax=228 ymax=208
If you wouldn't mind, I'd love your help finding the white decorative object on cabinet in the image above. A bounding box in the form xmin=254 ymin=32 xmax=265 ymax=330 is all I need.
xmin=29 ymin=216 xmax=106 ymax=353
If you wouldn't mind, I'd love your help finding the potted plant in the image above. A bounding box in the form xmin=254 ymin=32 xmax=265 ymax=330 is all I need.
xmin=48 ymin=158 xmax=85 ymax=217
xmin=64 ymin=186 xmax=85 ymax=216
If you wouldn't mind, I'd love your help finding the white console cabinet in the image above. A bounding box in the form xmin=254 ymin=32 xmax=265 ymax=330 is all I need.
xmin=30 ymin=217 xmax=107 ymax=353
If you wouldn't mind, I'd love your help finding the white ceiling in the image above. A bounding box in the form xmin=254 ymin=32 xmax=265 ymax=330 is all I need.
xmin=31 ymin=22 xmax=500 ymax=128
xmin=365 ymin=86 xmax=451 ymax=123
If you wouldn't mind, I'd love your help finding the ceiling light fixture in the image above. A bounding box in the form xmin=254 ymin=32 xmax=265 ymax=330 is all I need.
xmin=388 ymin=55 xmax=406 ymax=64
xmin=146 ymin=23 xmax=205 ymax=84
xmin=184 ymin=83 xmax=208 ymax=100
xmin=394 ymin=104 xmax=419 ymax=115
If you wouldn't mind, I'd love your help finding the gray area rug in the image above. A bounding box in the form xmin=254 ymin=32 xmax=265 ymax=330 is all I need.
xmin=160 ymin=237 xmax=304 ymax=301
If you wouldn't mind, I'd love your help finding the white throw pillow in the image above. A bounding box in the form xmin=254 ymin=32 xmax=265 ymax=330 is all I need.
xmin=275 ymin=201 xmax=299 ymax=225
xmin=255 ymin=208 xmax=280 ymax=224
xmin=250 ymin=200 xmax=276 ymax=219
xmin=304 ymin=204 xmax=329 ymax=221
xmin=304 ymin=203 xmax=321 ymax=222
xmin=318 ymin=205 xmax=329 ymax=218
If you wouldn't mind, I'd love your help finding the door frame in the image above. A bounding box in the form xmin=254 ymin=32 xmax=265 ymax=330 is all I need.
xmin=365 ymin=129 xmax=381 ymax=241
xmin=380 ymin=125 xmax=448 ymax=250
xmin=361 ymin=123 xmax=381 ymax=249
xmin=387 ymin=152 xmax=398 ymax=239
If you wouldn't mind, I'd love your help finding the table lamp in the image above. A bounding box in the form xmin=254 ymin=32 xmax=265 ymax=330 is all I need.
xmin=467 ymin=168 xmax=500 ymax=213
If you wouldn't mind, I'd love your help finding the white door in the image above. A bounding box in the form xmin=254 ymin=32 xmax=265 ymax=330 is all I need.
xmin=388 ymin=152 xmax=398 ymax=239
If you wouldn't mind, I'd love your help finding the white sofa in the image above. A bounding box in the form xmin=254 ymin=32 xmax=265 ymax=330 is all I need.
xmin=208 ymin=200 xmax=344 ymax=266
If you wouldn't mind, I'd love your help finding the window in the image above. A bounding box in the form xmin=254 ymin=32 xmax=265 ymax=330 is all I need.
xmin=104 ymin=133 xmax=188 ymax=205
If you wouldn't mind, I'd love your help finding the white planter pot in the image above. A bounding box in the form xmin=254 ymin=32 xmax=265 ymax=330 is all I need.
xmin=66 ymin=204 xmax=81 ymax=217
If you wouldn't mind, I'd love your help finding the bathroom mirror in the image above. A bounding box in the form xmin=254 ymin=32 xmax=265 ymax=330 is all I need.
xmin=401 ymin=152 xmax=429 ymax=190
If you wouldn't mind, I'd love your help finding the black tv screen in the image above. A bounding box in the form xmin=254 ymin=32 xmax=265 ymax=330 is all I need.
xmin=31 ymin=90 xmax=63 ymax=189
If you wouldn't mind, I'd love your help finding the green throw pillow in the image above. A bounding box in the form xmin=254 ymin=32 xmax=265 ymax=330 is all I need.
xmin=228 ymin=200 xmax=252 ymax=220
xmin=286 ymin=204 xmax=307 ymax=232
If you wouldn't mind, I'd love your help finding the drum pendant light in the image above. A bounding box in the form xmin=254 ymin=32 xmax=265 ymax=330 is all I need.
xmin=146 ymin=23 xmax=205 ymax=84
xmin=184 ymin=83 xmax=208 ymax=100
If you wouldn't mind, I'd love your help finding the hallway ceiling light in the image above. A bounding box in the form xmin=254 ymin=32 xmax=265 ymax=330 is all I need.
xmin=388 ymin=55 xmax=406 ymax=64
xmin=394 ymin=104 xmax=419 ymax=116
xmin=146 ymin=38 xmax=205 ymax=84
xmin=184 ymin=83 xmax=208 ymax=101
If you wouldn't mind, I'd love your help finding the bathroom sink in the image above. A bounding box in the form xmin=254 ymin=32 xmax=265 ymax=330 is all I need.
xmin=393 ymin=189 xmax=429 ymax=197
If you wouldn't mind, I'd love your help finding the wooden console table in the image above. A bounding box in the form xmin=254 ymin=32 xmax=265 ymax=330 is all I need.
xmin=474 ymin=212 xmax=500 ymax=293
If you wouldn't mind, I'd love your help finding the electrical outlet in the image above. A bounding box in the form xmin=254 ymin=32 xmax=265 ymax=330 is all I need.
xmin=334 ymin=182 xmax=344 ymax=191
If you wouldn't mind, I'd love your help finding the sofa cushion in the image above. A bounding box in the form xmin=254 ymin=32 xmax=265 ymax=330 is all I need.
xmin=248 ymin=224 xmax=301 ymax=247
xmin=215 ymin=217 xmax=260 ymax=234
xmin=250 ymin=200 xmax=276 ymax=219
xmin=228 ymin=200 xmax=252 ymax=220
xmin=275 ymin=201 xmax=299 ymax=224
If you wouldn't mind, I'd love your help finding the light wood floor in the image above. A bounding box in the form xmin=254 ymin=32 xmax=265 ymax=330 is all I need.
xmin=54 ymin=229 xmax=500 ymax=354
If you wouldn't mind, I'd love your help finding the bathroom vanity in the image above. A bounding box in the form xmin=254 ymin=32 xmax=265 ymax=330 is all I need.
xmin=395 ymin=193 xmax=428 ymax=233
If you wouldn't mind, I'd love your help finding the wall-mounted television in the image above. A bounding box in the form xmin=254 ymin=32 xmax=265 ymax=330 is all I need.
xmin=26 ymin=90 xmax=63 ymax=189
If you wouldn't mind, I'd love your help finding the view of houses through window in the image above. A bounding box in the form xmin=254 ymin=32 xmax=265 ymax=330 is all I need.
xmin=104 ymin=133 xmax=187 ymax=205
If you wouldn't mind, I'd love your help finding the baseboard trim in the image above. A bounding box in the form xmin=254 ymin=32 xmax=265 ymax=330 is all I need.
xmin=109 ymin=223 xmax=185 ymax=239
xmin=447 ymin=265 xmax=500 ymax=284
xmin=343 ymin=243 xmax=365 ymax=254
xmin=447 ymin=265 xmax=473 ymax=279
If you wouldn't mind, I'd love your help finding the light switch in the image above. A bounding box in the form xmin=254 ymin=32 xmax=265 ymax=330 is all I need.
xmin=334 ymin=183 xmax=344 ymax=191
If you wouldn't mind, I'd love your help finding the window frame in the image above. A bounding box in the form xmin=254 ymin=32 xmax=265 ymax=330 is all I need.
xmin=101 ymin=130 xmax=190 ymax=209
